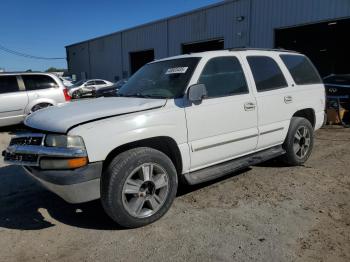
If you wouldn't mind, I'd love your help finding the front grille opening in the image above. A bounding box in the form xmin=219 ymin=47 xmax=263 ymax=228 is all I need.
xmin=10 ymin=136 xmax=43 ymax=146
xmin=4 ymin=153 xmax=38 ymax=163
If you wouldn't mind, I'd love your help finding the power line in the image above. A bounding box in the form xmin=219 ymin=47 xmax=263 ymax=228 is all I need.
xmin=0 ymin=43 xmax=65 ymax=60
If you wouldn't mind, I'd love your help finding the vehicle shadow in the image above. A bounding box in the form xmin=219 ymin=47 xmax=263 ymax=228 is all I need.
xmin=0 ymin=165 xmax=121 ymax=231
xmin=0 ymin=164 xmax=250 ymax=231
xmin=0 ymin=124 xmax=29 ymax=134
xmin=254 ymin=158 xmax=291 ymax=168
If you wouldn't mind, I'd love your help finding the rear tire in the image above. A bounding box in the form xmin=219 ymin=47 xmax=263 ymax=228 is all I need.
xmin=281 ymin=117 xmax=314 ymax=166
xmin=101 ymin=147 xmax=178 ymax=228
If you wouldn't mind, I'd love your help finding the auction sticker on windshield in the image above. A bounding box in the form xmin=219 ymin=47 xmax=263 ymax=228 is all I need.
xmin=165 ymin=67 xmax=188 ymax=74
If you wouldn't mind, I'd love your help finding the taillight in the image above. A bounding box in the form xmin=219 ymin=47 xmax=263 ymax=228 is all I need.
xmin=63 ymin=88 xmax=71 ymax=101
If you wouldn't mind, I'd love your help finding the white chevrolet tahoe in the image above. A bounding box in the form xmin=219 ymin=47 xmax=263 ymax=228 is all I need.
xmin=3 ymin=50 xmax=325 ymax=228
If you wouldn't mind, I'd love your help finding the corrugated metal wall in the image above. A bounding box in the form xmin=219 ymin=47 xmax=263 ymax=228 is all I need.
xmin=66 ymin=0 xmax=350 ymax=81
xmin=67 ymin=42 xmax=90 ymax=79
xmin=89 ymin=33 xmax=122 ymax=81
xmin=121 ymin=21 xmax=168 ymax=75
xmin=250 ymin=0 xmax=350 ymax=47
xmin=167 ymin=0 xmax=250 ymax=55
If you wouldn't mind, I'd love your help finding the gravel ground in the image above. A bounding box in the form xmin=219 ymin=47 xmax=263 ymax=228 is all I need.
xmin=0 ymin=126 xmax=349 ymax=262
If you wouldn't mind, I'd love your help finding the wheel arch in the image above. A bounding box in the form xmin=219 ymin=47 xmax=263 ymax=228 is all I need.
xmin=292 ymin=108 xmax=316 ymax=128
xmin=25 ymin=98 xmax=56 ymax=114
xmin=102 ymin=136 xmax=183 ymax=176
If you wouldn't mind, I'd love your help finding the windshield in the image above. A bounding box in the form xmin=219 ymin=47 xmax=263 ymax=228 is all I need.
xmin=117 ymin=57 xmax=200 ymax=99
xmin=324 ymin=75 xmax=350 ymax=85
xmin=71 ymin=80 xmax=85 ymax=87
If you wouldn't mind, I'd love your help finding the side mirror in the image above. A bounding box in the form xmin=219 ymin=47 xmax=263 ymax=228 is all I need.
xmin=188 ymin=84 xmax=207 ymax=103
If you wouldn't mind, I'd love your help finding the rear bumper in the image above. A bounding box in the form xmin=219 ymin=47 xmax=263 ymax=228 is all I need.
xmin=24 ymin=162 xmax=102 ymax=203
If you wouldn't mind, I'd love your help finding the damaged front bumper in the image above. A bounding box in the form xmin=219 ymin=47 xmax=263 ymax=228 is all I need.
xmin=2 ymin=133 xmax=102 ymax=203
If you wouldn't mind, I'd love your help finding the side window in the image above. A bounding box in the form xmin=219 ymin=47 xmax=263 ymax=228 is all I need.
xmin=0 ymin=76 xmax=19 ymax=94
xmin=95 ymin=80 xmax=105 ymax=85
xmin=22 ymin=75 xmax=58 ymax=91
xmin=198 ymin=57 xmax=248 ymax=98
xmin=85 ymin=81 xmax=95 ymax=86
xmin=247 ymin=56 xmax=287 ymax=92
xmin=280 ymin=55 xmax=322 ymax=85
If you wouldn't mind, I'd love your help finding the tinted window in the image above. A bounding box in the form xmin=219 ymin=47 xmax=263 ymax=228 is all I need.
xmin=198 ymin=57 xmax=248 ymax=98
xmin=95 ymin=80 xmax=106 ymax=85
xmin=280 ymin=55 xmax=322 ymax=85
xmin=323 ymin=75 xmax=350 ymax=85
xmin=247 ymin=56 xmax=287 ymax=92
xmin=85 ymin=81 xmax=95 ymax=86
xmin=0 ymin=76 xmax=19 ymax=94
xmin=22 ymin=75 xmax=57 ymax=91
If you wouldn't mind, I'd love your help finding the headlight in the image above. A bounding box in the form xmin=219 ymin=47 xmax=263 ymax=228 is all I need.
xmin=45 ymin=135 xmax=85 ymax=149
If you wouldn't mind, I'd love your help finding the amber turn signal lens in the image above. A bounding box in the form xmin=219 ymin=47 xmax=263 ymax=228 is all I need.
xmin=67 ymin=157 xmax=88 ymax=169
xmin=40 ymin=157 xmax=88 ymax=170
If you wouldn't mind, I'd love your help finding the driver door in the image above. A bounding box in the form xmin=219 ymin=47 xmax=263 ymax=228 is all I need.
xmin=185 ymin=56 xmax=258 ymax=171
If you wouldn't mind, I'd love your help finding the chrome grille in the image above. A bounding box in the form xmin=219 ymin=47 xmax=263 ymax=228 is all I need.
xmin=9 ymin=135 xmax=44 ymax=146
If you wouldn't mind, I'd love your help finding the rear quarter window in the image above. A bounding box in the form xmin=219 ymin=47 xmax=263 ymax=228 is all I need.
xmin=22 ymin=75 xmax=58 ymax=91
xmin=247 ymin=56 xmax=287 ymax=92
xmin=0 ymin=76 xmax=19 ymax=94
xmin=280 ymin=55 xmax=322 ymax=85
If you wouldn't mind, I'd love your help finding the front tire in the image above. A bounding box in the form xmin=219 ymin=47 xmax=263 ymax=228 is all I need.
xmin=101 ymin=147 xmax=178 ymax=228
xmin=72 ymin=90 xmax=81 ymax=99
xmin=281 ymin=117 xmax=314 ymax=166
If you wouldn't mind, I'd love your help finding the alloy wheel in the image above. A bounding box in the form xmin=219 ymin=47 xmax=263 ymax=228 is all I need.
xmin=293 ymin=126 xmax=311 ymax=159
xmin=122 ymin=163 xmax=170 ymax=218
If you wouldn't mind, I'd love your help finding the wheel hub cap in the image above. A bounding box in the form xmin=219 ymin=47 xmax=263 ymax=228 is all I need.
xmin=293 ymin=126 xmax=311 ymax=159
xmin=122 ymin=163 xmax=169 ymax=218
xmin=139 ymin=181 xmax=156 ymax=197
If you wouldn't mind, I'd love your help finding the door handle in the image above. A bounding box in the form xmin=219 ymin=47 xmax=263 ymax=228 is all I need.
xmin=244 ymin=102 xmax=256 ymax=111
xmin=284 ymin=96 xmax=293 ymax=104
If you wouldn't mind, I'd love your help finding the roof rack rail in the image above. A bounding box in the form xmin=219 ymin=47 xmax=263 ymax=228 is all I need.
xmin=0 ymin=71 xmax=43 ymax=74
xmin=228 ymin=48 xmax=300 ymax=53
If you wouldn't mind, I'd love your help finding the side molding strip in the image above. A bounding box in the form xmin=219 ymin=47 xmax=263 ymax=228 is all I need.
xmin=260 ymin=127 xmax=284 ymax=136
xmin=192 ymin=134 xmax=258 ymax=152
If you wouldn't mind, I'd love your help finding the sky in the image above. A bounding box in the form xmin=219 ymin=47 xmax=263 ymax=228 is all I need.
xmin=0 ymin=0 xmax=221 ymax=72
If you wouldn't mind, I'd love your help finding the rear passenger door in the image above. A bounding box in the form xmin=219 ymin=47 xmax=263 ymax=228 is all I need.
xmin=279 ymin=54 xmax=325 ymax=129
xmin=185 ymin=56 xmax=258 ymax=171
xmin=242 ymin=54 xmax=295 ymax=150
xmin=21 ymin=75 xmax=59 ymax=108
xmin=0 ymin=76 xmax=28 ymax=126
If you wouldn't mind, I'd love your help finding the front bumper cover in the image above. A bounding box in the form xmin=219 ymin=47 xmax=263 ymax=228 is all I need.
xmin=2 ymin=133 xmax=102 ymax=203
xmin=23 ymin=163 xmax=102 ymax=203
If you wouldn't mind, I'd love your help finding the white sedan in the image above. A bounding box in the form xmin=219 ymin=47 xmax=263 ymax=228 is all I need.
xmin=68 ymin=79 xmax=114 ymax=98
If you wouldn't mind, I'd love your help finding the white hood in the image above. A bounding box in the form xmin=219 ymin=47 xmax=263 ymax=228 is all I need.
xmin=25 ymin=97 xmax=166 ymax=133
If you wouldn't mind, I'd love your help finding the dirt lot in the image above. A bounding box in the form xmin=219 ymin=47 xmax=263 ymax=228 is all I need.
xmin=0 ymin=126 xmax=349 ymax=262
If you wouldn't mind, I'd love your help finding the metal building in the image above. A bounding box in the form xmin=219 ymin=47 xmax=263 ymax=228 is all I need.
xmin=66 ymin=0 xmax=350 ymax=81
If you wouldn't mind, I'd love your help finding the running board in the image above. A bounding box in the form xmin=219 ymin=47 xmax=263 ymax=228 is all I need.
xmin=184 ymin=146 xmax=285 ymax=185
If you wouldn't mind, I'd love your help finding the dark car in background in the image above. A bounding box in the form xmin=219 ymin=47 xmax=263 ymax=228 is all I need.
xmin=95 ymin=79 xmax=127 ymax=97
xmin=324 ymin=74 xmax=350 ymax=109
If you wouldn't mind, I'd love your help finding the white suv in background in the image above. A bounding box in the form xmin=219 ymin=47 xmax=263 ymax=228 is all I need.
xmin=3 ymin=49 xmax=325 ymax=228
xmin=0 ymin=72 xmax=71 ymax=127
